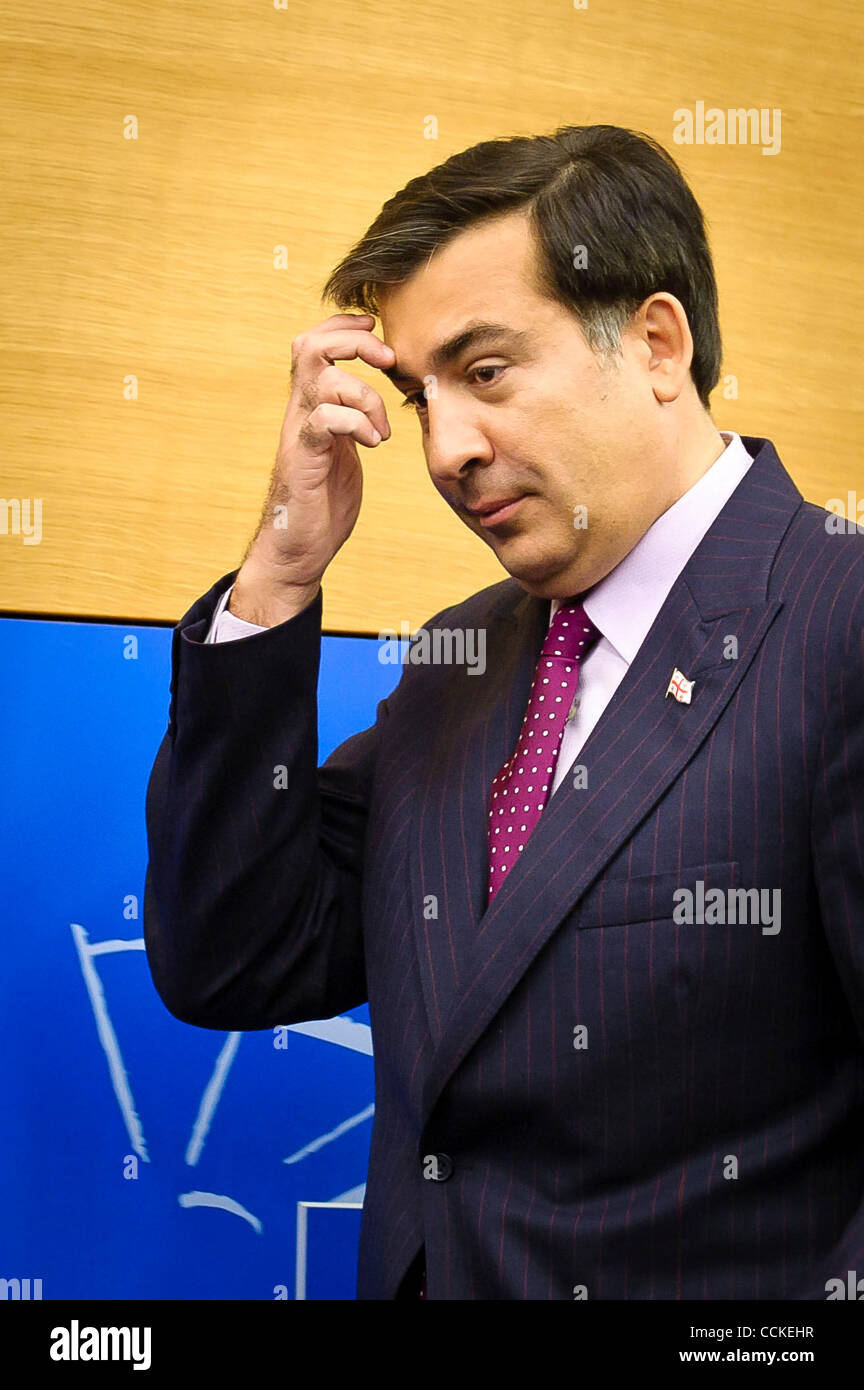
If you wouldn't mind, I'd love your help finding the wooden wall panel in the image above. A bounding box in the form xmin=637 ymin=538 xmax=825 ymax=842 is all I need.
xmin=1 ymin=0 xmax=860 ymax=632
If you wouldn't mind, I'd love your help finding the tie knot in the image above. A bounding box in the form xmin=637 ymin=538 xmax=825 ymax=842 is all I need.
xmin=540 ymin=601 xmax=600 ymax=662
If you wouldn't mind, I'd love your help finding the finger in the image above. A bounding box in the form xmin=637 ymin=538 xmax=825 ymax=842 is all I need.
xmin=299 ymin=402 xmax=384 ymax=453
xmin=316 ymin=365 xmax=391 ymax=439
xmin=294 ymin=326 xmax=396 ymax=374
xmin=311 ymin=312 xmax=377 ymax=331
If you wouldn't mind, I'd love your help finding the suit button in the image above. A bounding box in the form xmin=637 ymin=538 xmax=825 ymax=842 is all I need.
xmin=422 ymin=1152 xmax=453 ymax=1181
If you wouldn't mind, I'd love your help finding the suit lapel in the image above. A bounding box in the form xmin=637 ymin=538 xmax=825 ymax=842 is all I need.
xmin=407 ymin=583 xmax=549 ymax=1039
xmin=414 ymin=436 xmax=803 ymax=1121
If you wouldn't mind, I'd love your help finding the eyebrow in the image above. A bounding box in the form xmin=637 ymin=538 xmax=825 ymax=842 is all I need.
xmin=381 ymin=321 xmax=532 ymax=388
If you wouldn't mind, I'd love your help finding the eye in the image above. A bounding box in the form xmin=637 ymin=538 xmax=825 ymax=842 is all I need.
xmin=399 ymin=364 xmax=506 ymax=411
xmin=469 ymin=364 xmax=506 ymax=386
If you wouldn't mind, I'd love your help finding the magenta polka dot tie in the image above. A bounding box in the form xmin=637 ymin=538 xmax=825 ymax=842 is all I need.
xmin=487 ymin=600 xmax=600 ymax=902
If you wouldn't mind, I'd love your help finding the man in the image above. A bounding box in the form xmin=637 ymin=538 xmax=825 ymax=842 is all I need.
xmin=144 ymin=124 xmax=864 ymax=1300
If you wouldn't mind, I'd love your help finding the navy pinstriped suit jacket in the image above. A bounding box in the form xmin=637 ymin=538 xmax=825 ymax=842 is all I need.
xmin=144 ymin=436 xmax=864 ymax=1300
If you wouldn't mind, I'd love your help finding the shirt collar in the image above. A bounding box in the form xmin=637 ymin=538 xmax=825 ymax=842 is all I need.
xmin=550 ymin=431 xmax=754 ymax=665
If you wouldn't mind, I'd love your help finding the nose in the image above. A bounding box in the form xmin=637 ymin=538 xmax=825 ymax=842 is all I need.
xmin=423 ymin=394 xmax=494 ymax=489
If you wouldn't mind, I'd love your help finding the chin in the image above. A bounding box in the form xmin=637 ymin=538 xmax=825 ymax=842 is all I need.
xmin=496 ymin=550 xmax=573 ymax=595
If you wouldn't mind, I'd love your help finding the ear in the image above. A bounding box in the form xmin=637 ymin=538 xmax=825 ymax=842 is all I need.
xmin=634 ymin=293 xmax=694 ymax=404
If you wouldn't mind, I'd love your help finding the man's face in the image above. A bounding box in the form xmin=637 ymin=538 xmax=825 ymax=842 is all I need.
xmin=378 ymin=209 xmax=681 ymax=599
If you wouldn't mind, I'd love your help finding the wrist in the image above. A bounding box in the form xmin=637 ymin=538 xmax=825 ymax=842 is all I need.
xmin=229 ymin=559 xmax=321 ymax=627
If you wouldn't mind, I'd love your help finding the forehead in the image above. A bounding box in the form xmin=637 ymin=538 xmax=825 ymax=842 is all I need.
xmin=377 ymin=210 xmax=547 ymax=364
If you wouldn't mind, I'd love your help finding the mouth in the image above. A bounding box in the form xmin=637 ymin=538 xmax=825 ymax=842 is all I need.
xmin=466 ymin=496 xmax=527 ymax=527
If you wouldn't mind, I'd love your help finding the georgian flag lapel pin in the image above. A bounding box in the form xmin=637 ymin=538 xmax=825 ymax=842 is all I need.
xmin=666 ymin=668 xmax=694 ymax=704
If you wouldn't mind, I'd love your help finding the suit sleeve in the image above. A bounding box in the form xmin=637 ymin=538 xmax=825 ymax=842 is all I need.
xmin=143 ymin=569 xmax=394 ymax=1031
xmin=800 ymin=590 xmax=864 ymax=1297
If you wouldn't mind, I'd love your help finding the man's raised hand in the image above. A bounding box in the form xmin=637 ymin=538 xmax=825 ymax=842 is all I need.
xmin=230 ymin=313 xmax=395 ymax=626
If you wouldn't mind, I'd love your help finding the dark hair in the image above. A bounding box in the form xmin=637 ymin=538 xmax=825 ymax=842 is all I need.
xmin=322 ymin=124 xmax=722 ymax=408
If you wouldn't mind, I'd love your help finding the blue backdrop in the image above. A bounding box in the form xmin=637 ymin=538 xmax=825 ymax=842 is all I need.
xmin=0 ymin=609 xmax=401 ymax=1299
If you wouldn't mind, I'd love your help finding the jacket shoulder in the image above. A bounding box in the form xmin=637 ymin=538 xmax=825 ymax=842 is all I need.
xmin=417 ymin=575 xmax=525 ymax=631
xmin=773 ymin=499 xmax=864 ymax=652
